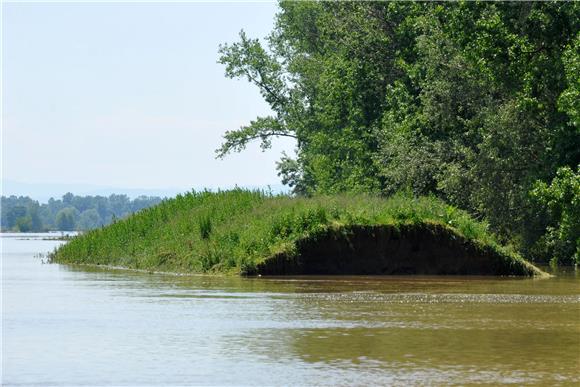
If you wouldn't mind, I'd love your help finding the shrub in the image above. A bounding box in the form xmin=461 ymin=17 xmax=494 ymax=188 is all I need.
xmin=530 ymin=165 xmax=580 ymax=265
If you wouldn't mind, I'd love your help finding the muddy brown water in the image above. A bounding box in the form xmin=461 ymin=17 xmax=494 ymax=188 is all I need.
xmin=2 ymin=233 xmax=579 ymax=386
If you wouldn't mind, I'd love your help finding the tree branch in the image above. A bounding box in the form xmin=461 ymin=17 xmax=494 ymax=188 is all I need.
xmin=215 ymin=116 xmax=297 ymax=159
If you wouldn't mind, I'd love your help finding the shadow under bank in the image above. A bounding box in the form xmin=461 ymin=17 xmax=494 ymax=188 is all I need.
xmin=256 ymin=224 xmax=545 ymax=277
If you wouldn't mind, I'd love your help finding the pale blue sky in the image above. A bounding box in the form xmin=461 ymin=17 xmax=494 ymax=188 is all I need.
xmin=2 ymin=1 xmax=295 ymax=198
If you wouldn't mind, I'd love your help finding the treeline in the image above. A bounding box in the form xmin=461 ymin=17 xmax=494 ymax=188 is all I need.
xmin=218 ymin=1 xmax=579 ymax=264
xmin=1 ymin=193 xmax=163 ymax=232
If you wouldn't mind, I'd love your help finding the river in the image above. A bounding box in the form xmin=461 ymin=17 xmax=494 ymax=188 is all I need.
xmin=2 ymin=233 xmax=579 ymax=386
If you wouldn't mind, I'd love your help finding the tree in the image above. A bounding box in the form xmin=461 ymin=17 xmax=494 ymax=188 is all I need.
xmin=531 ymin=165 xmax=580 ymax=265
xmin=55 ymin=208 xmax=78 ymax=231
xmin=1 ymin=194 xmax=163 ymax=232
xmin=218 ymin=1 xmax=580 ymax=262
xmin=16 ymin=216 xmax=32 ymax=232
xmin=28 ymin=202 xmax=43 ymax=232
xmin=218 ymin=1 xmax=408 ymax=194
xmin=6 ymin=205 xmax=27 ymax=230
xmin=77 ymin=209 xmax=103 ymax=231
xmin=375 ymin=2 xmax=579 ymax=241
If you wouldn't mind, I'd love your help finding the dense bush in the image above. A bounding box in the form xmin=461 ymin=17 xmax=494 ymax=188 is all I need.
xmin=530 ymin=166 xmax=580 ymax=265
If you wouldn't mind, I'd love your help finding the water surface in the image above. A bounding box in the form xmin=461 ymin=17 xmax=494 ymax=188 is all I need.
xmin=2 ymin=233 xmax=579 ymax=385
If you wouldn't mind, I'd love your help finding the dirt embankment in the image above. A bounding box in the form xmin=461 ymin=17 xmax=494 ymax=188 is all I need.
xmin=256 ymin=224 xmax=540 ymax=276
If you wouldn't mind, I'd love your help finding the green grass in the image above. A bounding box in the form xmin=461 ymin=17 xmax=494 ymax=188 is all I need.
xmin=51 ymin=189 xmax=543 ymax=275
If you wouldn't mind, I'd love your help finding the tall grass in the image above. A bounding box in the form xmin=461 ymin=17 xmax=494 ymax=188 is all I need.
xmin=51 ymin=189 xmax=537 ymax=275
xmin=198 ymin=215 xmax=212 ymax=240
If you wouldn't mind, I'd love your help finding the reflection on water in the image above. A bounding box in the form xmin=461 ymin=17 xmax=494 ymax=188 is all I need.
xmin=2 ymin=233 xmax=579 ymax=386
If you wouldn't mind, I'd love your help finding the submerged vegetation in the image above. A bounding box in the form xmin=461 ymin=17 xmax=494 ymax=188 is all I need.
xmin=51 ymin=190 xmax=543 ymax=276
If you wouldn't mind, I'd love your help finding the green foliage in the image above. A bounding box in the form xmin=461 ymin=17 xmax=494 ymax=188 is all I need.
xmin=55 ymin=208 xmax=78 ymax=231
xmin=29 ymin=203 xmax=43 ymax=231
xmin=269 ymin=206 xmax=328 ymax=239
xmin=372 ymin=3 xmax=579 ymax=243
xmin=1 ymin=193 xmax=163 ymax=231
xmin=198 ymin=215 xmax=212 ymax=240
xmin=6 ymin=201 xmax=46 ymax=232
xmin=558 ymin=33 xmax=580 ymax=128
xmin=77 ymin=209 xmax=102 ymax=230
xmin=51 ymin=190 xmax=537 ymax=275
xmin=218 ymin=1 xmax=579 ymax=263
xmin=16 ymin=216 xmax=32 ymax=232
xmin=530 ymin=166 xmax=580 ymax=265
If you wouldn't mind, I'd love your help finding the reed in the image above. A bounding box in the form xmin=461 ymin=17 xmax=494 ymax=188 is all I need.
xmin=51 ymin=189 xmax=541 ymax=275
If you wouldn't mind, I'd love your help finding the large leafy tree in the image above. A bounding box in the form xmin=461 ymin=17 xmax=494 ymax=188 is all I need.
xmin=377 ymin=2 xmax=579 ymax=236
xmin=218 ymin=1 xmax=579 ymax=262
xmin=218 ymin=1 xmax=415 ymax=194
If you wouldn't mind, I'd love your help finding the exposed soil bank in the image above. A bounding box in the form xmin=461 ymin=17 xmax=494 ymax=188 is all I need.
xmin=256 ymin=224 xmax=542 ymax=276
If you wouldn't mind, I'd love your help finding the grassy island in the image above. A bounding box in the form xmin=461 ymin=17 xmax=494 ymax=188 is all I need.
xmin=51 ymin=190 xmax=545 ymax=276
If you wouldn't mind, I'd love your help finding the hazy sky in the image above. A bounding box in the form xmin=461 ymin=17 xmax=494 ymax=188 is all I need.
xmin=2 ymin=1 xmax=295 ymax=194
